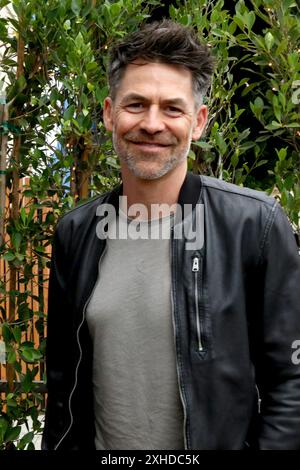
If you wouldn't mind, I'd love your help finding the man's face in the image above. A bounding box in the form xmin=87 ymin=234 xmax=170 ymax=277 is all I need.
xmin=103 ymin=61 xmax=208 ymax=180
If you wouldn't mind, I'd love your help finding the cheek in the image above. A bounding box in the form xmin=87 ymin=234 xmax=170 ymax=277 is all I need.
xmin=114 ymin=111 xmax=140 ymax=132
xmin=168 ymin=115 xmax=194 ymax=136
xmin=171 ymin=123 xmax=192 ymax=142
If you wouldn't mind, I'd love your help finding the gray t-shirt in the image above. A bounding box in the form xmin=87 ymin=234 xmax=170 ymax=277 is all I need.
xmin=86 ymin=210 xmax=184 ymax=450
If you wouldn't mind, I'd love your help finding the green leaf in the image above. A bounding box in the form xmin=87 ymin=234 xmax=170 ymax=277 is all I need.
xmin=63 ymin=19 xmax=71 ymax=31
xmin=95 ymin=86 xmax=109 ymax=106
xmin=0 ymin=418 xmax=8 ymax=443
xmin=275 ymin=38 xmax=288 ymax=55
xmin=283 ymin=174 xmax=295 ymax=191
xmin=15 ymin=252 xmax=24 ymax=262
xmin=50 ymin=88 xmax=60 ymax=106
xmin=188 ymin=149 xmax=196 ymax=160
xmin=245 ymin=11 xmax=255 ymax=31
xmin=278 ymin=92 xmax=286 ymax=110
xmin=233 ymin=15 xmax=244 ymax=30
xmin=21 ymin=371 xmax=36 ymax=393
xmin=276 ymin=148 xmax=288 ymax=161
xmin=82 ymin=0 xmax=93 ymax=17
xmin=215 ymin=133 xmax=227 ymax=155
xmin=19 ymin=347 xmax=43 ymax=363
xmin=7 ymin=350 xmax=16 ymax=364
xmin=106 ymin=156 xmax=120 ymax=169
xmin=3 ymin=251 xmax=15 ymax=262
xmin=18 ymin=431 xmax=34 ymax=449
xmin=14 ymin=361 xmax=22 ymax=374
xmin=87 ymin=82 xmax=94 ymax=92
xmin=256 ymin=134 xmax=270 ymax=142
xmin=239 ymin=128 xmax=250 ymax=141
xmin=250 ymin=97 xmax=264 ymax=119
xmin=241 ymin=83 xmax=257 ymax=96
xmin=284 ymin=123 xmax=300 ymax=128
xmin=264 ymin=32 xmax=274 ymax=51
xmin=254 ymin=97 xmax=264 ymax=110
xmin=193 ymin=141 xmax=213 ymax=150
xmin=12 ymin=232 xmax=22 ymax=251
xmin=239 ymin=141 xmax=256 ymax=152
xmin=265 ymin=121 xmax=283 ymax=130
xmin=34 ymin=245 xmax=45 ymax=253
xmin=71 ymin=0 xmax=82 ymax=16
xmin=20 ymin=207 xmax=27 ymax=225
xmin=75 ymin=32 xmax=84 ymax=49
xmin=228 ymin=21 xmax=237 ymax=35
xmin=63 ymin=105 xmax=75 ymax=121
xmin=255 ymin=160 xmax=268 ymax=168
xmin=4 ymin=425 xmax=21 ymax=443
xmin=7 ymin=395 xmax=17 ymax=407
xmin=12 ymin=326 xmax=21 ymax=344
xmin=110 ymin=2 xmax=121 ymax=17
xmin=2 ymin=324 xmax=12 ymax=342
xmin=287 ymin=52 xmax=298 ymax=69
xmin=231 ymin=152 xmax=239 ymax=168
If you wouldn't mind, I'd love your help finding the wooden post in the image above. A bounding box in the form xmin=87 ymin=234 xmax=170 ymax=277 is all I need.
xmin=0 ymin=96 xmax=8 ymax=246
xmin=7 ymin=30 xmax=25 ymax=394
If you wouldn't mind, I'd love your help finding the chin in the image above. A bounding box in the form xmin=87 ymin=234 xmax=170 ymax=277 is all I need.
xmin=130 ymin=166 xmax=171 ymax=181
xmin=128 ymin=159 xmax=181 ymax=181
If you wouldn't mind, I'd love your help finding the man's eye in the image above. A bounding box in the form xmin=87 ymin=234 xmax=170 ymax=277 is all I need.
xmin=166 ymin=107 xmax=182 ymax=116
xmin=126 ymin=103 xmax=144 ymax=111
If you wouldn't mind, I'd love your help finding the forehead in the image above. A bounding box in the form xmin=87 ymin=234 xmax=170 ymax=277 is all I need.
xmin=115 ymin=61 xmax=194 ymax=104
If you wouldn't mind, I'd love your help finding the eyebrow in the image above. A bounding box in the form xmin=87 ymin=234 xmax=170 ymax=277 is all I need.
xmin=121 ymin=93 xmax=188 ymax=109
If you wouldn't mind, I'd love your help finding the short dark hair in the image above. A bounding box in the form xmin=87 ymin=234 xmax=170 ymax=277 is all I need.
xmin=107 ymin=20 xmax=214 ymax=104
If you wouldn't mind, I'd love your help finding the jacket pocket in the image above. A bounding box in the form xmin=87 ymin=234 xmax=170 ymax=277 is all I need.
xmin=192 ymin=254 xmax=205 ymax=352
xmin=191 ymin=250 xmax=214 ymax=361
xmin=182 ymin=248 xmax=213 ymax=361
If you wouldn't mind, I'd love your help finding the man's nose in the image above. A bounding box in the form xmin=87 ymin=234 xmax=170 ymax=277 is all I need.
xmin=139 ymin=106 xmax=166 ymax=134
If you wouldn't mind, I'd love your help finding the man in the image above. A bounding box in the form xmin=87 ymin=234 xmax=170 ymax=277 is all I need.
xmin=42 ymin=20 xmax=300 ymax=450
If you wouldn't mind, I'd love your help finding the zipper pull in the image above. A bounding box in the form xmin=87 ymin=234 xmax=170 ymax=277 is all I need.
xmin=192 ymin=256 xmax=199 ymax=272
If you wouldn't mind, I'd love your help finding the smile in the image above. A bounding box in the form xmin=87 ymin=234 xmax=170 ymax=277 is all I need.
xmin=129 ymin=141 xmax=171 ymax=151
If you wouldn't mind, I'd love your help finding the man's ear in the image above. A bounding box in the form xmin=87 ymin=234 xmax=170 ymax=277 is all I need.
xmin=103 ymin=97 xmax=114 ymax=132
xmin=192 ymin=105 xmax=208 ymax=141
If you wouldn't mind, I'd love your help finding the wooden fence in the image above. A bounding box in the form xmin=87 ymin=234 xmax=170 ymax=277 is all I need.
xmin=0 ymin=177 xmax=51 ymax=401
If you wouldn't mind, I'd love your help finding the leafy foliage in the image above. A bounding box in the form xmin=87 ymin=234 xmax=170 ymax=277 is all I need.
xmin=171 ymin=0 xmax=299 ymax=229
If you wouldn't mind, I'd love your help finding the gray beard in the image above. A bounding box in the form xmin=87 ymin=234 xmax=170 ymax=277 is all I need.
xmin=112 ymin=135 xmax=191 ymax=181
xmin=120 ymin=151 xmax=185 ymax=180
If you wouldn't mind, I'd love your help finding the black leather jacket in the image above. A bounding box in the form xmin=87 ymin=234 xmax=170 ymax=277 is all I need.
xmin=42 ymin=172 xmax=300 ymax=450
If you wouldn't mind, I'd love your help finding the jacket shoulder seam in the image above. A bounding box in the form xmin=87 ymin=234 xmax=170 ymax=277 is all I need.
xmin=57 ymin=192 xmax=109 ymax=226
xmin=258 ymin=199 xmax=278 ymax=264
xmin=200 ymin=175 xmax=274 ymax=205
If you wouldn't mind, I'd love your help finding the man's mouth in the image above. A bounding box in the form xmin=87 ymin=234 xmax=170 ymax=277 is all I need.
xmin=128 ymin=141 xmax=171 ymax=150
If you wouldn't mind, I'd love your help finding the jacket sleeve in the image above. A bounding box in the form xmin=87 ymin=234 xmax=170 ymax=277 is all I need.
xmin=42 ymin=221 xmax=73 ymax=450
xmin=256 ymin=203 xmax=300 ymax=449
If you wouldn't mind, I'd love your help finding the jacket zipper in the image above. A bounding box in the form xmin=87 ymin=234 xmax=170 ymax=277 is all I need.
xmin=170 ymin=230 xmax=188 ymax=449
xmin=192 ymin=256 xmax=204 ymax=352
xmin=54 ymin=245 xmax=107 ymax=450
xmin=255 ymin=384 xmax=261 ymax=414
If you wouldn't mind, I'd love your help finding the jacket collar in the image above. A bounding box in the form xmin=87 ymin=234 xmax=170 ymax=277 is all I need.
xmin=177 ymin=171 xmax=203 ymax=211
xmin=106 ymin=171 xmax=203 ymax=214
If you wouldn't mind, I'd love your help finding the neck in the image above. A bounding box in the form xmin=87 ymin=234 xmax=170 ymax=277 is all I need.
xmin=121 ymin=162 xmax=187 ymax=219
